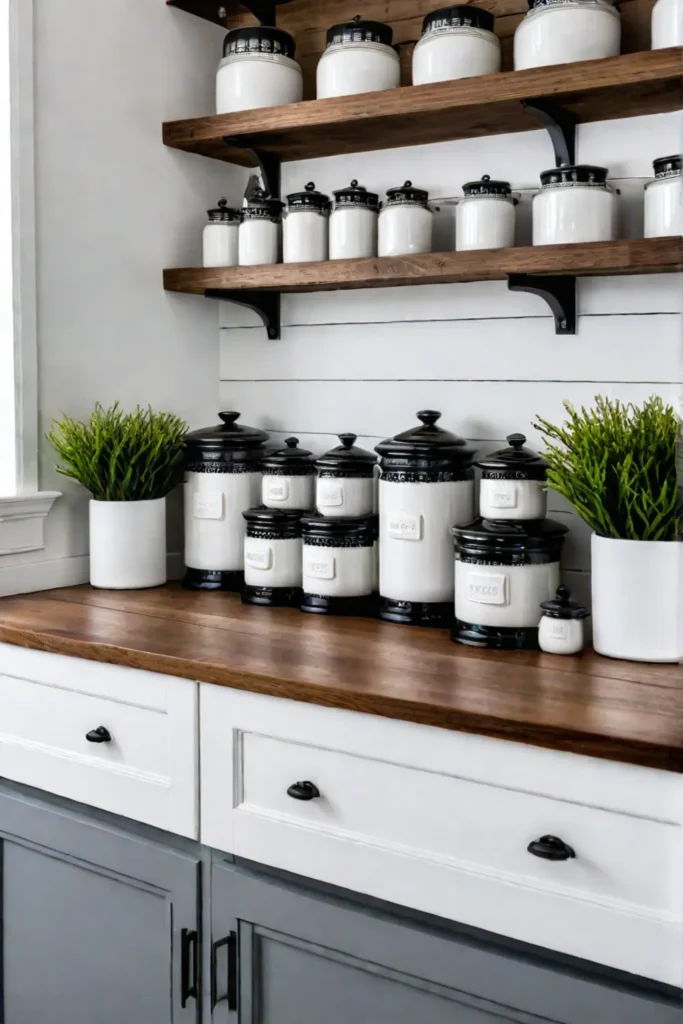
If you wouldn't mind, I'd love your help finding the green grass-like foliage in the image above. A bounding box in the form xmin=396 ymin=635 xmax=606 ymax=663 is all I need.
xmin=534 ymin=395 xmax=681 ymax=541
xmin=48 ymin=403 xmax=188 ymax=502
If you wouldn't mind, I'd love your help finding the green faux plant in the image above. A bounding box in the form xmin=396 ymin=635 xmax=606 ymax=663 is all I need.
xmin=48 ymin=403 xmax=188 ymax=502
xmin=534 ymin=395 xmax=681 ymax=542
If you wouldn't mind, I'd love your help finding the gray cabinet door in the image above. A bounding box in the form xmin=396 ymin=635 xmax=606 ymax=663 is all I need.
xmin=0 ymin=784 xmax=201 ymax=1024
xmin=210 ymin=860 xmax=681 ymax=1024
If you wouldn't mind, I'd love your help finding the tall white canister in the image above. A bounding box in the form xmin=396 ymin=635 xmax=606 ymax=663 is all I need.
xmin=329 ymin=181 xmax=380 ymax=260
xmin=533 ymin=164 xmax=617 ymax=245
xmin=644 ymin=154 xmax=683 ymax=238
xmin=203 ymin=198 xmax=240 ymax=268
xmin=283 ymin=182 xmax=331 ymax=264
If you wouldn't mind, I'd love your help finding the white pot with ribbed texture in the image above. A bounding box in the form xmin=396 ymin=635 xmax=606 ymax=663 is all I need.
xmin=592 ymin=535 xmax=683 ymax=662
xmin=90 ymin=499 xmax=166 ymax=590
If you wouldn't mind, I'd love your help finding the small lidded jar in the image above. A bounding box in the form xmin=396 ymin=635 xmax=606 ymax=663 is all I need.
xmin=283 ymin=182 xmax=331 ymax=264
xmin=413 ymin=5 xmax=501 ymax=86
xmin=216 ymin=26 xmax=303 ymax=114
xmin=315 ymin=434 xmax=377 ymax=518
xmin=261 ymin=437 xmax=316 ymax=511
xmin=203 ymin=198 xmax=241 ymax=268
xmin=242 ymin=507 xmax=303 ymax=607
xmin=456 ymin=175 xmax=517 ymax=251
xmin=300 ymin=513 xmax=379 ymax=616
xmin=651 ymin=0 xmax=683 ymax=48
xmin=644 ymin=155 xmax=683 ymax=239
xmin=239 ymin=188 xmax=284 ymax=266
xmin=538 ymin=584 xmax=589 ymax=655
xmin=477 ymin=434 xmax=548 ymax=521
xmin=533 ymin=165 xmax=616 ymax=246
xmin=329 ymin=180 xmax=380 ymax=260
xmin=379 ymin=181 xmax=433 ymax=258
xmin=514 ymin=0 xmax=621 ymax=70
xmin=317 ymin=15 xmax=400 ymax=99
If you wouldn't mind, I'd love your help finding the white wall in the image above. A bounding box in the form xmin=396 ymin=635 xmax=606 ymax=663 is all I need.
xmin=219 ymin=111 xmax=683 ymax=606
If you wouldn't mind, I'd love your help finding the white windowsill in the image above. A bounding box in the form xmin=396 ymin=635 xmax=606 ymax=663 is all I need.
xmin=0 ymin=491 xmax=62 ymax=555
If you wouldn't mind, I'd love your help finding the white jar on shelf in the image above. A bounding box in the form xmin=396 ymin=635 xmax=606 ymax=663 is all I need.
xmin=315 ymin=434 xmax=377 ymax=518
xmin=514 ymin=0 xmax=621 ymax=70
xmin=283 ymin=182 xmax=331 ymax=264
xmin=651 ymin=0 xmax=683 ymax=47
xmin=477 ymin=434 xmax=548 ymax=521
xmin=216 ymin=26 xmax=303 ymax=114
xmin=378 ymin=181 xmax=433 ymax=258
xmin=456 ymin=175 xmax=517 ymax=251
xmin=203 ymin=198 xmax=240 ymax=268
xmin=242 ymin=507 xmax=303 ymax=607
xmin=261 ymin=437 xmax=316 ymax=511
xmin=532 ymin=164 xmax=617 ymax=246
xmin=301 ymin=513 xmax=378 ymax=616
xmin=239 ymin=188 xmax=283 ymax=266
xmin=644 ymin=155 xmax=683 ymax=238
xmin=413 ymin=5 xmax=501 ymax=85
xmin=538 ymin=585 xmax=589 ymax=655
xmin=329 ymin=180 xmax=379 ymax=260
xmin=317 ymin=16 xmax=400 ymax=99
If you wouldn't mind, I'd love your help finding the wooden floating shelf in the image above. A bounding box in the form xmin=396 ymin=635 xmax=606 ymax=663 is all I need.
xmin=162 ymin=49 xmax=683 ymax=165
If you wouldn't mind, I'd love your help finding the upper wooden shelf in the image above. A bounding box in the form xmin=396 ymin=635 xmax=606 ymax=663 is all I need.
xmin=163 ymin=49 xmax=683 ymax=165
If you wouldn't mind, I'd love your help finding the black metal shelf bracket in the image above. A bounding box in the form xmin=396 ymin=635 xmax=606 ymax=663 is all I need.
xmin=237 ymin=0 xmax=293 ymax=26
xmin=521 ymin=99 xmax=577 ymax=167
xmin=205 ymin=288 xmax=281 ymax=339
xmin=507 ymin=274 xmax=577 ymax=335
xmin=223 ymin=141 xmax=281 ymax=200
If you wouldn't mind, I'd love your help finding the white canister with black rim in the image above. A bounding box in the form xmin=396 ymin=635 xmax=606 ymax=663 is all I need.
xmin=317 ymin=16 xmax=400 ymax=99
xmin=533 ymin=164 xmax=617 ymax=245
xmin=301 ymin=513 xmax=378 ymax=616
xmin=242 ymin=507 xmax=303 ymax=607
xmin=216 ymin=26 xmax=303 ymax=114
xmin=456 ymin=175 xmax=517 ymax=251
xmin=538 ymin=584 xmax=589 ymax=655
xmin=477 ymin=434 xmax=548 ymax=521
xmin=379 ymin=181 xmax=433 ymax=257
xmin=644 ymin=154 xmax=683 ymax=238
xmin=514 ymin=0 xmax=620 ymax=70
xmin=329 ymin=181 xmax=380 ymax=260
xmin=316 ymin=434 xmax=377 ymax=518
xmin=413 ymin=5 xmax=501 ymax=85
xmin=261 ymin=437 xmax=316 ymax=511
xmin=283 ymin=182 xmax=331 ymax=264
xmin=239 ymin=188 xmax=284 ymax=266
xmin=203 ymin=198 xmax=241 ymax=268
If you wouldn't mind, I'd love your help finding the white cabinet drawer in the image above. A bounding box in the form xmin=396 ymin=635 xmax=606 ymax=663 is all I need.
xmin=201 ymin=685 xmax=683 ymax=986
xmin=0 ymin=643 xmax=198 ymax=838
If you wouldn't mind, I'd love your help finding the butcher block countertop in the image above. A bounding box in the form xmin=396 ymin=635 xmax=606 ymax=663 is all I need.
xmin=0 ymin=585 xmax=681 ymax=771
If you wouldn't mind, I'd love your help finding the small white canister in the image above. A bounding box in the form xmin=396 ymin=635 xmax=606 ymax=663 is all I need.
xmin=239 ymin=188 xmax=284 ymax=266
xmin=477 ymin=434 xmax=548 ymax=521
xmin=514 ymin=0 xmax=620 ymax=70
xmin=203 ymin=198 xmax=240 ymax=268
xmin=283 ymin=182 xmax=331 ymax=264
xmin=413 ymin=5 xmax=501 ymax=86
xmin=317 ymin=16 xmax=400 ymax=100
xmin=262 ymin=437 xmax=316 ymax=511
xmin=316 ymin=434 xmax=377 ymax=518
xmin=329 ymin=180 xmax=379 ymax=260
xmin=452 ymin=517 xmax=568 ymax=649
xmin=456 ymin=175 xmax=517 ymax=251
xmin=301 ymin=513 xmax=379 ymax=616
xmin=652 ymin=0 xmax=683 ymax=46
xmin=538 ymin=584 xmax=589 ymax=655
xmin=242 ymin=506 xmax=303 ymax=607
xmin=644 ymin=154 xmax=683 ymax=239
xmin=533 ymin=164 xmax=616 ymax=246
xmin=379 ymin=181 xmax=433 ymax=258
xmin=216 ymin=26 xmax=303 ymax=115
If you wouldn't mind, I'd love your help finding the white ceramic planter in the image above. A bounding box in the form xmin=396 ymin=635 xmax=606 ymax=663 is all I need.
xmin=89 ymin=498 xmax=166 ymax=590
xmin=591 ymin=535 xmax=683 ymax=662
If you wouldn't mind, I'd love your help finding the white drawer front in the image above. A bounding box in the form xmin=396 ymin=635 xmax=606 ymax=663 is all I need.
xmin=0 ymin=643 xmax=198 ymax=838
xmin=201 ymin=685 xmax=683 ymax=986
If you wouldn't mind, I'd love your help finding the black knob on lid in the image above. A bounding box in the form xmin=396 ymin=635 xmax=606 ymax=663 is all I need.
xmin=507 ymin=433 xmax=527 ymax=448
xmin=417 ymin=410 xmax=441 ymax=427
xmin=287 ymin=781 xmax=321 ymax=801
xmin=219 ymin=412 xmax=241 ymax=426
xmin=351 ymin=179 xmax=359 ymax=187
xmin=527 ymin=835 xmax=576 ymax=861
xmin=305 ymin=182 xmax=315 ymax=191
xmin=285 ymin=437 xmax=299 ymax=448
xmin=339 ymin=433 xmax=357 ymax=449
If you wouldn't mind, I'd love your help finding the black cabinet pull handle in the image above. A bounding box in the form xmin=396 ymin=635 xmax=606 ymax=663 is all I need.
xmin=212 ymin=931 xmax=237 ymax=1011
xmin=180 ymin=928 xmax=198 ymax=1008
xmin=287 ymin=781 xmax=320 ymax=801
xmin=85 ymin=726 xmax=112 ymax=744
xmin=528 ymin=835 xmax=576 ymax=861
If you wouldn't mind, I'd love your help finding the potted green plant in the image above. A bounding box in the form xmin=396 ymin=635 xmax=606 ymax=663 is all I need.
xmin=48 ymin=403 xmax=187 ymax=590
xmin=535 ymin=396 xmax=682 ymax=663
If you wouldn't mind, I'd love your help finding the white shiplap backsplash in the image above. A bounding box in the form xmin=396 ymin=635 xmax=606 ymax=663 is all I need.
xmin=219 ymin=110 xmax=683 ymax=607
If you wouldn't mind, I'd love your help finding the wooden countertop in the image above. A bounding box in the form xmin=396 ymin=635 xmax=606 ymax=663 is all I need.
xmin=0 ymin=585 xmax=681 ymax=772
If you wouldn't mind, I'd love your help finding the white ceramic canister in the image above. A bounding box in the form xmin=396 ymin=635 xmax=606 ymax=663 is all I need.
xmin=644 ymin=154 xmax=683 ymax=238
xmin=300 ymin=513 xmax=379 ymax=616
xmin=376 ymin=411 xmax=477 ymax=627
xmin=413 ymin=5 xmax=501 ymax=86
xmin=329 ymin=180 xmax=379 ymax=260
xmin=452 ymin=517 xmax=568 ymax=649
xmin=538 ymin=584 xmax=589 ymax=655
xmin=261 ymin=436 xmax=316 ymax=511
xmin=378 ymin=181 xmax=433 ymax=258
xmin=242 ymin=506 xmax=303 ymax=607
xmin=239 ymin=188 xmax=284 ymax=266
xmin=283 ymin=182 xmax=331 ymax=264
xmin=316 ymin=434 xmax=377 ymax=518
xmin=533 ymin=164 xmax=616 ymax=246
xmin=203 ymin=198 xmax=240 ymax=268
xmin=317 ymin=16 xmax=400 ymax=99
xmin=514 ymin=0 xmax=620 ymax=70
xmin=456 ymin=175 xmax=517 ymax=251
xmin=652 ymin=0 xmax=683 ymax=47
xmin=477 ymin=434 xmax=548 ymax=521
xmin=216 ymin=26 xmax=303 ymax=115
xmin=182 ymin=412 xmax=269 ymax=591
xmin=89 ymin=498 xmax=167 ymax=590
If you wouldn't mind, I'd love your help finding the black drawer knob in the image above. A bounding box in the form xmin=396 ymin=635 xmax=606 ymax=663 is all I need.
xmin=528 ymin=835 xmax=576 ymax=861
xmin=86 ymin=726 xmax=112 ymax=744
xmin=287 ymin=781 xmax=320 ymax=801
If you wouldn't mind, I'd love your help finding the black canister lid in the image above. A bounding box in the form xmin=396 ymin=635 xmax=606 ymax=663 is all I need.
xmin=376 ymin=410 xmax=477 ymax=470
xmin=422 ymin=5 xmax=495 ymax=33
xmin=540 ymin=584 xmax=590 ymax=620
xmin=207 ymin=198 xmax=241 ymax=223
xmin=326 ymin=14 xmax=393 ymax=48
xmin=242 ymin=505 xmax=304 ymax=538
xmin=286 ymin=182 xmax=331 ymax=212
xmin=653 ymin=154 xmax=682 ymax=178
xmin=540 ymin=164 xmax=609 ymax=187
xmin=261 ymin=436 xmax=316 ymax=473
xmin=332 ymin=180 xmax=380 ymax=210
xmin=223 ymin=25 xmax=296 ymax=59
xmin=476 ymin=433 xmax=548 ymax=479
xmin=453 ymin=516 xmax=568 ymax=563
xmin=462 ymin=174 xmax=512 ymax=197
xmin=243 ymin=187 xmax=284 ymax=220
xmin=184 ymin=413 xmax=269 ymax=467
xmin=301 ymin=512 xmax=378 ymax=543
xmin=384 ymin=180 xmax=430 ymax=206
xmin=316 ymin=434 xmax=377 ymax=475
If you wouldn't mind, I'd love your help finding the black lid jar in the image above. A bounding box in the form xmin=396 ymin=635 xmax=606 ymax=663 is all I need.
xmin=422 ymin=5 xmax=496 ymax=34
xmin=223 ymin=25 xmax=297 ymax=59
xmin=652 ymin=154 xmax=682 ymax=179
xmin=207 ymin=198 xmax=241 ymax=223
xmin=262 ymin=437 xmax=316 ymax=476
xmin=326 ymin=16 xmax=393 ymax=48
xmin=453 ymin=516 xmax=567 ymax=564
xmin=316 ymin=434 xmax=377 ymax=519
xmin=332 ymin=180 xmax=380 ymax=212
xmin=462 ymin=175 xmax=516 ymax=200
xmin=383 ymin=181 xmax=430 ymax=208
xmin=300 ymin=512 xmax=378 ymax=616
xmin=316 ymin=434 xmax=377 ymax=478
xmin=242 ymin=187 xmax=285 ymax=222
xmin=477 ymin=434 xmax=549 ymax=521
xmin=540 ymin=584 xmax=589 ymax=619
xmin=375 ymin=410 xmax=477 ymax=481
xmin=539 ymin=165 xmax=609 ymax=189
xmin=243 ymin=505 xmax=304 ymax=539
xmin=183 ymin=412 xmax=269 ymax=472
xmin=261 ymin=437 xmax=316 ymax=511
xmin=286 ymin=182 xmax=331 ymax=216
xmin=242 ymin=506 xmax=304 ymax=608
